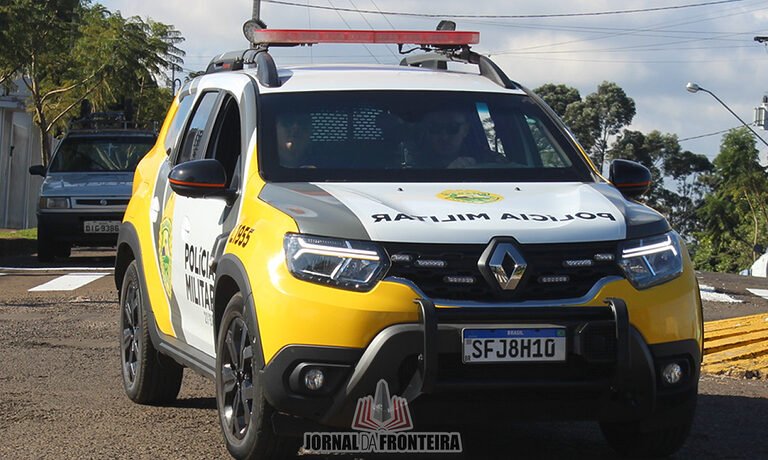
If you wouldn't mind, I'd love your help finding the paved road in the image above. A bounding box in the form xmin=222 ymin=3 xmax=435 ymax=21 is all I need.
xmin=0 ymin=249 xmax=767 ymax=459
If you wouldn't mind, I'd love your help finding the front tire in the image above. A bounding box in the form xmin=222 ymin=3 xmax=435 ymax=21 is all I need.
xmin=119 ymin=260 xmax=183 ymax=404
xmin=36 ymin=232 xmax=55 ymax=262
xmin=55 ymin=243 xmax=71 ymax=259
xmin=600 ymin=388 xmax=697 ymax=458
xmin=216 ymin=293 xmax=296 ymax=459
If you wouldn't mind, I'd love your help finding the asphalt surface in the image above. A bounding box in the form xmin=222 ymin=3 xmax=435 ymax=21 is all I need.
xmin=0 ymin=247 xmax=767 ymax=459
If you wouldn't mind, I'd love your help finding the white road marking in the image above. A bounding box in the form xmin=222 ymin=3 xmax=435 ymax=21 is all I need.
xmin=747 ymin=288 xmax=768 ymax=299
xmin=699 ymin=284 xmax=742 ymax=303
xmin=28 ymin=273 xmax=109 ymax=292
xmin=0 ymin=266 xmax=113 ymax=273
xmin=700 ymin=291 xmax=742 ymax=303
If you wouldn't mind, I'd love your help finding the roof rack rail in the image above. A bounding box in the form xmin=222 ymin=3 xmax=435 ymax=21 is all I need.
xmin=68 ymin=99 xmax=157 ymax=132
xmin=400 ymin=48 xmax=518 ymax=90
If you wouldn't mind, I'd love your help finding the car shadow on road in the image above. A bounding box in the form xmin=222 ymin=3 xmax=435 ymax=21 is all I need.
xmin=0 ymin=250 xmax=115 ymax=269
xmin=683 ymin=393 xmax=768 ymax=459
xmin=172 ymin=396 xmax=216 ymax=410
xmin=292 ymin=392 xmax=768 ymax=459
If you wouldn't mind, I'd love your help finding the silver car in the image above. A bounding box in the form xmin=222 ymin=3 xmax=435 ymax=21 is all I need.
xmin=30 ymin=130 xmax=156 ymax=261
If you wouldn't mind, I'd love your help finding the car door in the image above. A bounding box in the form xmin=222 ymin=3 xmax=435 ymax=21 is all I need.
xmin=171 ymin=90 xmax=248 ymax=356
xmin=149 ymin=90 xmax=198 ymax=342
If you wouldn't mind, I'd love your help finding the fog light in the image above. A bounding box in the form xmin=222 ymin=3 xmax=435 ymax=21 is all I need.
xmin=662 ymin=363 xmax=683 ymax=384
xmin=304 ymin=368 xmax=325 ymax=391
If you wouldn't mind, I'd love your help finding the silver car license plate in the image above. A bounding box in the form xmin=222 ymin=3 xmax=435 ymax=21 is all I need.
xmin=83 ymin=220 xmax=121 ymax=234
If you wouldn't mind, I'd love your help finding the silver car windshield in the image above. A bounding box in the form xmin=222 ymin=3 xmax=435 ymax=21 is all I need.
xmin=48 ymin=136 xmax=155 ymax=173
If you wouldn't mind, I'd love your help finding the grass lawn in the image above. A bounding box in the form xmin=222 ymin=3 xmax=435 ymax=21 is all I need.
xmin=0 ymin=228 xmax=37 ymax=239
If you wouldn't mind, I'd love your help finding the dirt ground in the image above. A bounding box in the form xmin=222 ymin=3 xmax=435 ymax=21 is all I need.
xmin=0 ymin=248 xmax=767 ymax=459
xmin=696 ymin=270 xmax=768 ymax=320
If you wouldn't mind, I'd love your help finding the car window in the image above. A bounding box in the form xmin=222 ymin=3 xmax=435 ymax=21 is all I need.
xmin=206 ymin=96 xmax=241 ymax=188
xmin=48 ymin=136 xmax=156 ymax=172
xmin=523 ymin=115 xmax=572 ymax=168
xmin=176 ymin=91 xmax=220 ymax=165
xmin=163 ymin=94 xmax=196 ymax=156
xmin=259 ymin=91 xmax=592 ymax=183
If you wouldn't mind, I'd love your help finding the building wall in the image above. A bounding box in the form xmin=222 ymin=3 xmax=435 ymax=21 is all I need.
xmin=0 ymin=102 xmax=45 ymax=229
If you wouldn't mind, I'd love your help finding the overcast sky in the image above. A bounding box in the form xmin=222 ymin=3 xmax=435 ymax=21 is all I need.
xmin=100 ymin=0 xmax=768 ymax=161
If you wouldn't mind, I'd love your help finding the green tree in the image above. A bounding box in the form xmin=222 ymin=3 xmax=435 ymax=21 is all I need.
xmin=608 ymin=130 xmax=712 ymax=238
xmin=73 ymin=9 xmax=183 ymax=125
xmin=533 ymin=83 xmax=581 ymax=118
xmin=564 ymin=81 xmax=636 ymax=169
xmin=1 ymin=0 xmax=79 ymax=89
xmin=5 ymin=1 xmax=184 ymax=165
xmin=0 ymin=4 xmax=20 ymax=88
xmin=535 ymin=80 xmax=711 ymax=248
xmin=694 ymin=128 xmax=767 ymax=272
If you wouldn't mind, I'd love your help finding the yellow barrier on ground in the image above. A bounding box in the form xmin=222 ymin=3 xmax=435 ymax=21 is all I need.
xmin=703 ymin=314 xmax=768 ymax=378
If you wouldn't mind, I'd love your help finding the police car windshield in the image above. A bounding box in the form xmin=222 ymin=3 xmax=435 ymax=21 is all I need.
xmin=49 ymin=136 xmax=155 ymax=173
xmin=260 ymin=91 xmax=594 ymax=183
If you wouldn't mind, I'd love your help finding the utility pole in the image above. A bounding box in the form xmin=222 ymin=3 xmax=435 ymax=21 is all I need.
xmin=243 ymin=0 xmax=267 ymax=48
xmin=756 ymin=96 xmax=768 ymax=131
xmin=755 ymin=36 xmax=768 ymax=131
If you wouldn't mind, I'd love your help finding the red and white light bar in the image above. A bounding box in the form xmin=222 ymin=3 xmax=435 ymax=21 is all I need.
xmin=244 ymin=28 xmax=479 ymax=46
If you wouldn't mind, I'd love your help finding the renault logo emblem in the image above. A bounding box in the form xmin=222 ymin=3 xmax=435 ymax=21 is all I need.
xmin=479 ymin=241 xmax=527 ymax=291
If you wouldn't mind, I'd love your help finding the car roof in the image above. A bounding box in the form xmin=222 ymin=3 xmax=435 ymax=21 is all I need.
xmin=251 ymin=63 xmax=527 ymax=95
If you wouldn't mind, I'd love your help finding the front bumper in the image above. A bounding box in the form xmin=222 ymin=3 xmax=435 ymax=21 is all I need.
xmin=38 ymin=211 xmax=125 ymax=247
xmin=262 ymin=298 xmax=700 ymax=428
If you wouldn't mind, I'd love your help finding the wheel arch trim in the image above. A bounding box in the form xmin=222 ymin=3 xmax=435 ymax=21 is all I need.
xmin=116 ymin=222 xmax=217 ymax=379
xmin=215 ymin=253 xmax=266 ymax=369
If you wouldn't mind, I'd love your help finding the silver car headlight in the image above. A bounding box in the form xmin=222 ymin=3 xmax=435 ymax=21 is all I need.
xmin=284 ymin=234 xmax=389 ymax=292
xmin=618 ymin=231 xmax=683 ymax=290
xmin=39 ymin=197 xmax=70 ymax=209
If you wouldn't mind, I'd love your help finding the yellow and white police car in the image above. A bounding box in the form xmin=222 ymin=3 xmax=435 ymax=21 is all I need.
xmin=115 ymin=25 xmax=702 ymax=459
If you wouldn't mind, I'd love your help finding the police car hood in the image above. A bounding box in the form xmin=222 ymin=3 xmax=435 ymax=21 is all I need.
xmin=260 ymin=182 xmax=669 ymax=244
xmin=41 ymin=172 xmax=134 ymax=197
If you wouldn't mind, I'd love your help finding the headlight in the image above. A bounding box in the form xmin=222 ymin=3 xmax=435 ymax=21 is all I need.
xmin=39 ymin=197 xmax=70 ymax=209
xmin=618 ymin=231 xmax=683 ymax=290
xmin=284 ymin=234 xmax=389 ymax=292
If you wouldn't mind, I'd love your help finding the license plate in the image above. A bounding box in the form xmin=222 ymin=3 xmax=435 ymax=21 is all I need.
xmin=83 ymin=220 xmax=120 ymax=234
xmin=462 ymin=327 xmax=566 ymax=363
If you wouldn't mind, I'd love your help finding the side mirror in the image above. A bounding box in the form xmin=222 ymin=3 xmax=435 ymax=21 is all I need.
xmin=29 ymin=165 xmax=46 ymax=177
xmin=609 ymin=159 xmax=651 ymax=199
xmin=168 ymin=159 xmax=236 ymax=204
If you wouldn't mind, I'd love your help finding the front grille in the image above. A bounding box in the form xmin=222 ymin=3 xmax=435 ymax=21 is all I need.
xmin=382 ymin=242 xmax=623 ymax=302
xmin=74 ymin=198 xmax=130 ymax=206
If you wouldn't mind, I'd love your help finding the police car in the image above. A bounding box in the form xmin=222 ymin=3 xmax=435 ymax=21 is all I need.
xmin=115 ymin=24 xmax=703 ymax=459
